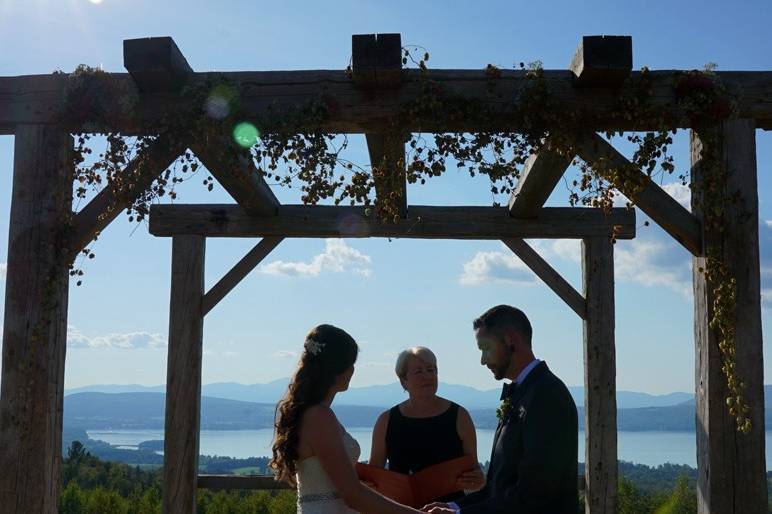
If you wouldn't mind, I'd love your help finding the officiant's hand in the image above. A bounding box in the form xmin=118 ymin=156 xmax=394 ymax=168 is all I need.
xmin=456 ymin=465 xmax=485 ymax=491
xmin=421 ymin=502 xmax=455 ymax=513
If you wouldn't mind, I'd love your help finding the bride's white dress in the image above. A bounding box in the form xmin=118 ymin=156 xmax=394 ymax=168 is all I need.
xmin=296 ymin=430 xmax=361 ymax=513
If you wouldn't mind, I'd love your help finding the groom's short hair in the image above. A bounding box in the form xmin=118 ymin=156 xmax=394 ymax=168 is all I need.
xmin=473 ymin=305 xmax=533 ymax=347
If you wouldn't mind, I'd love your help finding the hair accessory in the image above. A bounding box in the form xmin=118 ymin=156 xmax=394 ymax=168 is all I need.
xmin=304 ymin=338 xmax=325 ymax=356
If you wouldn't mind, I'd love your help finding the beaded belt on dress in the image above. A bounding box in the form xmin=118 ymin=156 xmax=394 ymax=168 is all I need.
xmin=298 ymin=491 xmax=342 ymax=503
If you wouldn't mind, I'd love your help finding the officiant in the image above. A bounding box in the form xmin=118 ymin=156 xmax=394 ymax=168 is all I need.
xmin=369 ymin=347 xmax=485 ymax=502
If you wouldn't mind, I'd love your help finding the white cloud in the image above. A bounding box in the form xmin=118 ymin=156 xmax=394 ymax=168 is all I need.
xmin=615 ymin=236 xmax=692 ymax=297
xmin=272 ymin=350 xmax=298 ymax=359
xmin=67 ymin=325 xmax=166 ymax=349
xmin=460 ymin=247 xmax=537 ymax=286
xmin=530 ymin=214 xmax=771 ymax=307
xmin=0 ymin=262 xmax=6 ymax=281
xmin=661 ymin=183 xmax=692 ymax=209
xmin=260 ymin=239 xmax=372 ymax=278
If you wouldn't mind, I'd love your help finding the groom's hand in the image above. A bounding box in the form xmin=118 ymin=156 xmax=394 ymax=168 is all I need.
xmin=456 ymin=465 xmax=485 ymax=491
xmin=421 ymin=502 xmax=455 ymax=513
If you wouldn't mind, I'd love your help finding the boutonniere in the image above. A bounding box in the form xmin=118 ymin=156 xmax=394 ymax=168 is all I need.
xmin=518 ymin=405 xmax=527 ymax=420
xmin=496 ymin=397 xmax=513 ymax=421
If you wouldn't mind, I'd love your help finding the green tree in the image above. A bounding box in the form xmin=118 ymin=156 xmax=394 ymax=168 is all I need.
xmin=653 ymin=475 xmax=697 ymax=514
xmin=618 ymin=476 xmax=649 ymax=514
xmin=60 ymin=481 xmax=85 ymax=514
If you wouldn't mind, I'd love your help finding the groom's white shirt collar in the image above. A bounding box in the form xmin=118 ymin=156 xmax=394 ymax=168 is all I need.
xmin=515 ymin=358 xmax=541 ymax=385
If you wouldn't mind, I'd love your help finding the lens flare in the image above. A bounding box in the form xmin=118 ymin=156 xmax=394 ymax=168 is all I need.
xmin=233 ymin=122 xmax=259 ymax=148
xmin=205 ymin=83 xmax=239 ymax=120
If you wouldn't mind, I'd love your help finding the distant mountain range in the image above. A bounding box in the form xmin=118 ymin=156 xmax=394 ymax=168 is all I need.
xmin=66 ymin=380 xmax=699 ymax=410
xmin=64 ymin=391 xmax=772 ymax=432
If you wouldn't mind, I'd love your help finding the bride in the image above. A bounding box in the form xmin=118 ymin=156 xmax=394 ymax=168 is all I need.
xmin=270 ymin=324 xmax=423 ymax=514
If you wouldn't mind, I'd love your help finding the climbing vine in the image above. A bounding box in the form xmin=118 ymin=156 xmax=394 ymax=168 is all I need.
xmin=61 ymin=52 xmax=750 ymax=432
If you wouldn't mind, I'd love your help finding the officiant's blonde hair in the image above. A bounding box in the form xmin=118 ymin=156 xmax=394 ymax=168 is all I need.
xmin=395 ymin=346 xmax=437 ymax=380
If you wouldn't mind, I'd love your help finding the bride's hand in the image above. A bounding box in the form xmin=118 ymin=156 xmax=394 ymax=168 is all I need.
xmin=421 ymin=502 xmax=454 ymax=513
xmin=456 ymin=465 xmax=485 ymax=491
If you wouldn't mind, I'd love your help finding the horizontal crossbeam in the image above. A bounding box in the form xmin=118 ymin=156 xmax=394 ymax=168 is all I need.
xmin=3 ymin=70 xmax=772 ymax=135
xmin=148 ymin=204 xmax=635 ymax=239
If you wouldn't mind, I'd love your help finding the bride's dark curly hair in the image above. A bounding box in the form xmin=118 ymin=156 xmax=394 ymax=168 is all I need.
xmin=270 ymin=324 xmax=358 ymax=485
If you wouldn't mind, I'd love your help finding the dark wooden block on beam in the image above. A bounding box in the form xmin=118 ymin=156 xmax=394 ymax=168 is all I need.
xmin=570 ymin=35 xmax=632 ymax=88
xmin=352 ymin=33 xmax=402 ymax=87
xmin=124 ymin=37 xmax=193 ymax=92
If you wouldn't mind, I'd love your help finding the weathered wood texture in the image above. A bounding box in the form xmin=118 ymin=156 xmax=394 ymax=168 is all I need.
xmin=193 ymin=141 xmax=279 ymax=216
xmin=71 ymin=139 xmax=185 ymax=253
xmin=3 ymin=70 xmax=772 ymax=134
xmin=508 ymin=141 xmax=574 ymax=217
xmin=366 ymin=132 xmax=408 ymax=217
xmin=351 ymin=33 xmax=402 ymax=87
xmin=149 ymin=205 xmax=636 ymax=240
xmin=202 ymin=237 xmax=283 ymax=315
xmin=123 ymin=37 xmax=193 ymax=92
xmin=576 ymin=133 xmax=702 ymax=256
xmin=582 ymin=236 xmax=617 ymax=514
xmin=570 ymin=36 xmax=632 ymax=88
xmin=691 ymin=120 xmax=766 ymax=514
xmin=502 ymin=238 xmax=586 ymax=319
xmin=0 ymin=126 xmax=72 ymax=513
xmin=163 ymin=235 xmax=205 ymax=514
xmin=354 ymin=34 xmax=408 ymax=218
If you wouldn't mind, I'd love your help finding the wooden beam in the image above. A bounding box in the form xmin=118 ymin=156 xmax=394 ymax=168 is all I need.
xmin=508 ymin=140 xmax=574 ymax=217
xmin=691 ymin=120 xmax=766 ymax=514
xmin=0 ymin=126 xmax=72 ymax=513
xmin=576 ymin=133 xmax=702 ymax=256
xmin=502 ymin=238 xmax=586 ymax=319
xmin=351 ymin=33 xmax=402 ymax=87
xmin=123 ymin=37 xmax=192 ymax=92
xmin=582 ymin=236 xmax=618 ymax=514
xmin=192 ymin=141 xmax=279 ymax=216
xmin=198 ymin=475 xmax=292 ymax=491
xmin=71 ymin=138 xmax=185 ymax=254
xmin=163 ymin=235 xmax=205 ymax=514
xmin=353 ymin=34 xmax=408 ymax=218
xmin=148 ymin=205 xmax=636 ymax=240
xmin=570 ymin=36 xmax=632 ymax=88
xmin=366 ymin=132 xmax=408 ymax=218
xmin=4 ymin=70 xmax=772 ymax=135
xmin=202 ymin=237 xmax=283 ymax=315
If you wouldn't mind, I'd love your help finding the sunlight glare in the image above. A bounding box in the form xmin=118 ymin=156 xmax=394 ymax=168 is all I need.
xmin=232 ymin=122 xmax=260 ymax=148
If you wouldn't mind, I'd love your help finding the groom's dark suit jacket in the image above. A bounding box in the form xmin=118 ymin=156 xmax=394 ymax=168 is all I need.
xmin=457 ymin=361 xmax=578 ymax=514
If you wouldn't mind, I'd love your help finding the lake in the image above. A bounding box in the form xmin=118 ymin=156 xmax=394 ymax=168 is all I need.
xmin=87 ymin=428 xmax=772 ymax=469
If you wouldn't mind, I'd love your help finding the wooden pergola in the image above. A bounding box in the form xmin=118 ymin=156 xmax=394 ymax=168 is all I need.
xmin=0 ymin=33 xmax=767 ymax=514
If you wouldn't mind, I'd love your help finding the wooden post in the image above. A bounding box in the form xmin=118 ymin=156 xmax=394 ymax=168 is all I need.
xmin=0 ymin=126 xmax=73 ymax=513
xmin=163 ymin=235 xmax=205 ymax=514
xmin=582 ymin=236 xmax=617 ymax=514
xmin=691 ymin=119 xmax=766 ymax=514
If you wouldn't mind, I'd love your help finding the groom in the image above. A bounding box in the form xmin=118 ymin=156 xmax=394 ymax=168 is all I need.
xmin=424 ymin=305 xmax=578 ymax=514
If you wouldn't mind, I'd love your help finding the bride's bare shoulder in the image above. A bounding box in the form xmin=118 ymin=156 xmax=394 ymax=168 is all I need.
xmin=303 ymin=404 xmax=337 ymax=424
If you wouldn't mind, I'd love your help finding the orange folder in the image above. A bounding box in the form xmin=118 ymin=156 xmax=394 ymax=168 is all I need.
xmin=356 ymin=455 xmax=478 ymax=508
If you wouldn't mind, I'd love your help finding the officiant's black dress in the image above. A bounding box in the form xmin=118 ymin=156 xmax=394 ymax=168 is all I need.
xmin=385 ymin=401 xmax=466 ymax=502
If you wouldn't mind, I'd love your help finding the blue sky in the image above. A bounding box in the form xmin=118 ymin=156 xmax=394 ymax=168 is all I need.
xmin=1 ymin=0 xmax=770 ymax=394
